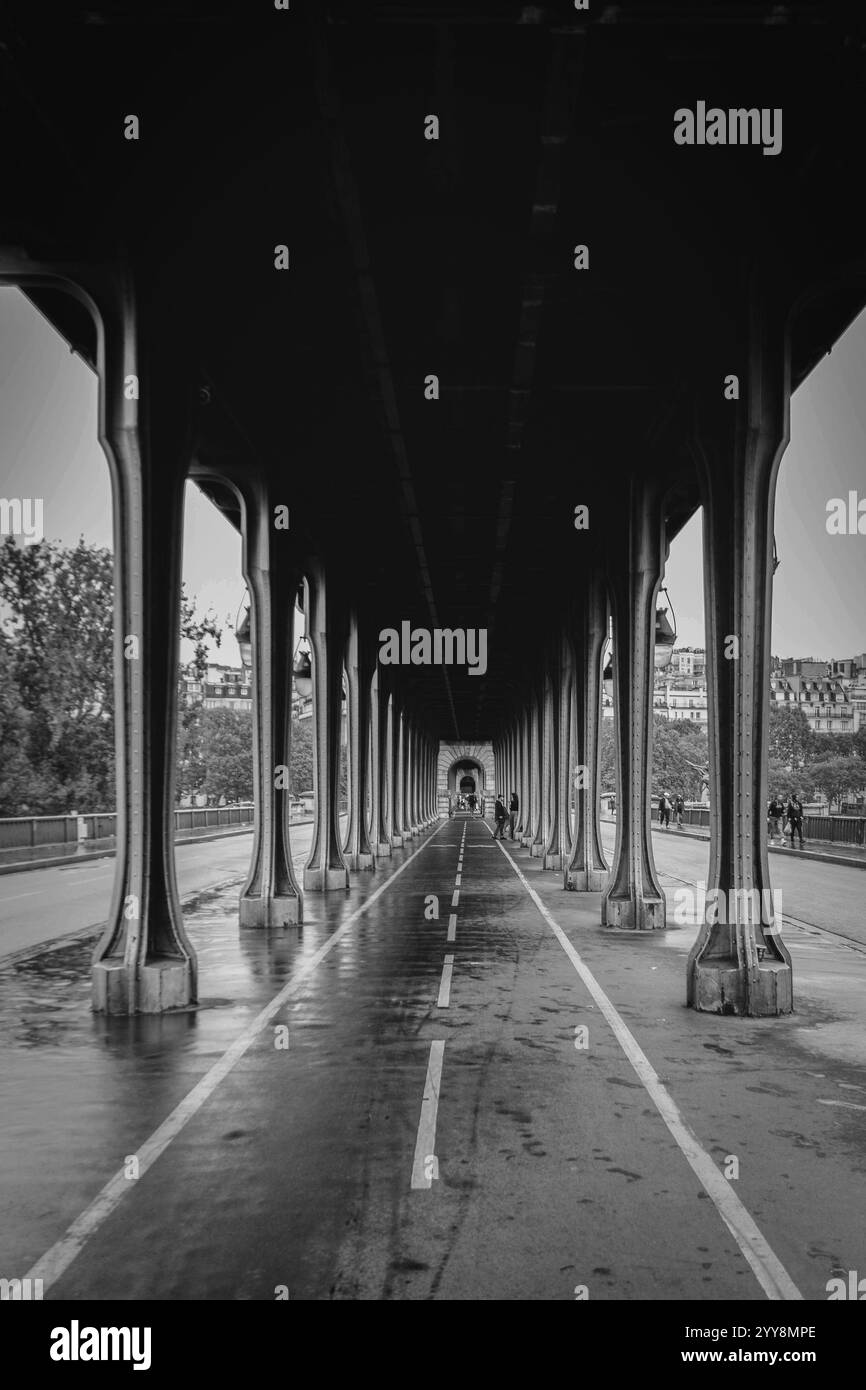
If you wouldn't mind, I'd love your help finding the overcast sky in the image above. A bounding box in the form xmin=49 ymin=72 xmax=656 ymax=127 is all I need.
xmin=1 ymin=286 xmax=864 ymax=663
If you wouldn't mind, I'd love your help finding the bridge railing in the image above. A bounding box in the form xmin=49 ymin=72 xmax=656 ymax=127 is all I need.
xmin=0 ymin=804 xmax=261 ymax=858
xmin=607 ymin=800 xmax=866 ymax=848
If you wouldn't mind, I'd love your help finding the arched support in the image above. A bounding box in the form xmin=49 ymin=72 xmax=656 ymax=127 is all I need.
xmin=303 ymin=561 xmax=350 ymax=892
xmin=372 ymin=667 xmax=393 ymax=856
xmin=687 ymin=298 xmax=793 ymax=1016
xmin=530 ymin=672 xmax=551 ymax=858
xmin=89 ymin=273 xmax=198 ymax=1013
xmin=601 ymin=478 xmax=666 ymax=930
xmin=543 ymin=641 xmax=569 ymax=870
xmin=344 ymin=613 xmax=376 ymax=871
xmin=389 ymin=692 xmax=405 ymax=848
xmin=523 ymin=686 xmax=542 ymax=848
xmin=236 ymin=480 xmax=304 ymax=928
xmin=565 ymin=572 xmax=609 ymax=892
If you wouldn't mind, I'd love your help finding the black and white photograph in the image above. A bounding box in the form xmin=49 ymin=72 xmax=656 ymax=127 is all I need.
xmin=1 ymin=0 xmax=865 ymax=1358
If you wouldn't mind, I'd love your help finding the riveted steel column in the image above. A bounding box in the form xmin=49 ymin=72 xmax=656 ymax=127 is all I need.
xmin=687 ymin=297 xmax=793 ymax=1016
xmin=565 ymin=571 xmax=609 ymax=892
xmin=344 ymin=612 xmax=375 ymax=871
xmin=303 ymin=561 xmax=350 ymax=891
xmin=601 ymin=478 xmax=666 ymax=930
xmin=236 ymin=480 xmax=304 ymax=927
xmin=91 ymin=276 xmax=197 ymax=1013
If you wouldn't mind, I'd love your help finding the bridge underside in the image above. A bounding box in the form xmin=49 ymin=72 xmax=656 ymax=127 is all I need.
xmin=1 ymin=1 xmax=864 ymax=1015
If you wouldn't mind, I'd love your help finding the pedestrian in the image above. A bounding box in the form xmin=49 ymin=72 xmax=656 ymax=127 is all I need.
xmin=674 ymin=793 xmax=684 ymax=829
xmin=508 ymin=789 xmax=519 ymax=839
xmin=448 ymin=792 xmax=454 ymax=819
xmin=786 ymin=790 xmax=805 ymax=849
xmin=767 ymin=792 xmax=785 ymax=846
xmin=658 ymin=791 xmax=670 ymax=830
xmin=493 ymin=792 xmax=508 ymax=839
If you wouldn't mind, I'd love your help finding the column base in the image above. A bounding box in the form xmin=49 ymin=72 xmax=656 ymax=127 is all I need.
xmin=92 ymin=956 xmax=194 ymax=1015
xmin=239 ymin=893 xmax=302 ymax=927
xmin=602 ymin=896 xmax=666 ymax=930
xmin=349 ymin=851 xmax=375 ymax=871
xmin=690 ymin=959 xmax=793 ymax=1016
xmin=565 ymin=868 xmax=608 ymax=892
xmin=520 ymin=834 xmax=533 ymax=847
xmin=542 ymin=851 xmax=562 ymax=870
xmin=390 ymin=834 xmax=404 ymax=848
xmin=529 ymin=842 xmax=545 ymax=858
xmin=303 ymin=866 xmax=350 ymax=891
xmin=377 ymin=841 xmax=393 ymax=857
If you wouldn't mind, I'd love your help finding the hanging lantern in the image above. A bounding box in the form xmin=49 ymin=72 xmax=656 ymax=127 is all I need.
xmin=293 ymin=643 xmax=313 ymax=699
xmin=603 ymin=658 xmax=614 ymax=702
xmin=654 ymin=592 xmax=676 ymax=669
xmin=235 ymin=604 xmax=252 ymax=670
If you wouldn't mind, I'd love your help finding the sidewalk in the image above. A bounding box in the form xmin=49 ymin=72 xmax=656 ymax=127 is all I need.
xmin=600 ymin=815 xmax=866 ymax=871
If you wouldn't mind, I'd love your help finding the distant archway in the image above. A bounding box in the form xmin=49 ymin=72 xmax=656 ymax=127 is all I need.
xmin=447 ymin=756 xmax=485 ymax=797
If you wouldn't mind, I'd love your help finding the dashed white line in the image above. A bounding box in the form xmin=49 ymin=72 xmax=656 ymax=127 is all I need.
xmin=817 ymin=1099 xmax=866 ymax=1112
xmin=437 ymin=954 xmax=455 ymax=1008
xmin=451 ymin=889 xmax=459 ymax=907
xmin=455 ymin=873 xmax=462 ymax=887
xmin=410 ymin=1040 xmax=446 ymax=1190
xmin=490 ymin=836 xmax=803 ymax=1303
xmin=447 ymin=913 xmax=457 ymax=943
xmin=24 ymin=820 xmax=449 ymax=1293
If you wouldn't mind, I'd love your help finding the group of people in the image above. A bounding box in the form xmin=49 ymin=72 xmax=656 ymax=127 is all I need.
xmin=657 ymin=791 xmax=685 ymax=830
xmin=492 ymin=792 xmax=519 ymax=840
xmin=449 ymin=791 xmax=483 ymax=816
xmin=768 ymin=792 xmax=806 ymax=848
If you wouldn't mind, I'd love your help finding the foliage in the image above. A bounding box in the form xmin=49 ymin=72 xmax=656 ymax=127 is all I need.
xmin=0 ymin=537 xmax=222 ymax=814
xmin=804 ymin=757 xmax=866 ymax=812
xmin=767 ymin=703 xmax=814 ymax=775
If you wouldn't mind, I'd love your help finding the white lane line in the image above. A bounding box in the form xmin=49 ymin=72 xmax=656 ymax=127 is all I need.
xmin=447 ymin=914 xmax=457 ymax=943
xmin=455 ymin=873 xmax=462 ymax=887
xmin=410 ymin=1040 xmax=446 ymax=1190
xmin=25 ymin=820 xmax=449 ymax=1294
xmin=437 ymin=954 xmax=455 ymax=1008
xmin=817 ymin=1099 xmax=866 ymax=1112
xmin=491 ymin=837 xmax=803 ymax=1303
xmin=0 ymin=889 xmax=41 ymax=903
xmin=451 ymin=889 xmax=459 ymax=907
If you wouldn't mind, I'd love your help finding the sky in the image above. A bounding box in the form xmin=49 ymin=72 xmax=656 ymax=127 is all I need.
xmin=1 ymin=285 xmax=864 ymax=663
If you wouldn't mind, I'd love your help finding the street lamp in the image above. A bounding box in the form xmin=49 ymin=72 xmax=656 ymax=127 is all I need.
xmin=235 ymin=602 xmax=252 ymax=671
xmin=293 ymin=641 xmax=313 ymax=699
xmin=603 ymin=658 xmax=614 ymax=702
xmin=654 ymin=588 xmax=677 ymax=669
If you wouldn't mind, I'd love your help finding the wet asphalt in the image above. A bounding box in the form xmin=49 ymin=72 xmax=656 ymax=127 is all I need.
xmin=1 ymin=813 xmax=864 ymax=1300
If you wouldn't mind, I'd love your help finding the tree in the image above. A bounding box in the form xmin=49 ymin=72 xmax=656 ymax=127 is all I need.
xmin=767 ymin=704 xmax=814 ymax=775
xmin=291 ymin=715 xmax=314 ymax=793
xmin=200 ymin=708 xmax=253 ymax=803
xmin=807 ymin=757 xmax=866 ymax=812
xmin=599 ymin=719 xmax=616 ymax=794
xmin=0 ymin=537 xmax=115 ymax=813
xmin=854 ymin=725 xmax=866 ymax=762
xmin=651 ymin=717 xmax=709 ymax=800
xmin=0 ymin=536 xmax=223 ymax=815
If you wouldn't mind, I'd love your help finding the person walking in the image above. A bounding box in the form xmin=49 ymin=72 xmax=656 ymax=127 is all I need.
xmin=674 ymin=793 xmax=684 ymax=830
xmin=508 ymin=790 xmax=519 ymax=840
xmin=658 ymin=791 xmax=670 ymax=830
xmin=493 ymin=792 xmax=508 ymax=839
xmin=767 ymin=792 xmax=785 ymax=846
xmin=786 ymin=791 xmax=805 ymax=849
